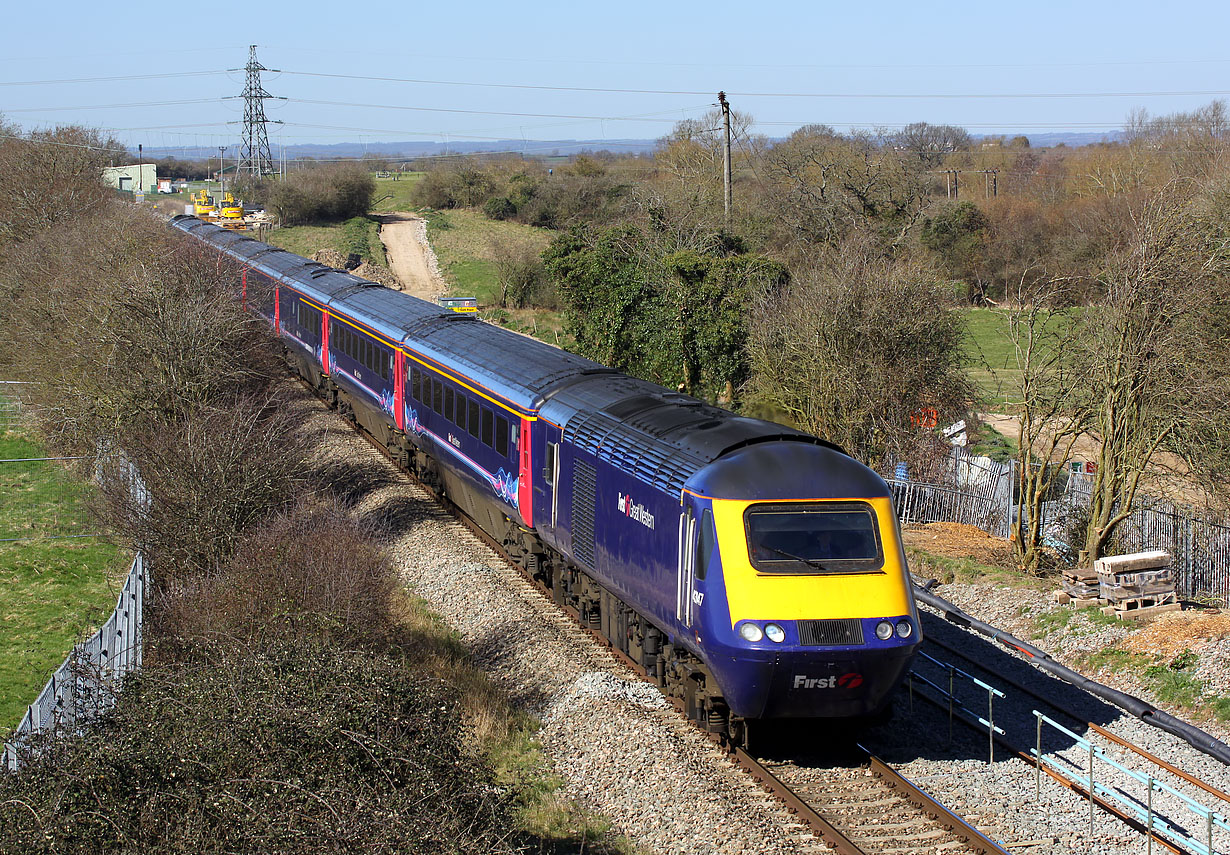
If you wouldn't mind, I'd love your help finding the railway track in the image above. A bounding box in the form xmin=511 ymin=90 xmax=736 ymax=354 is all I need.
xmin=324 ymin=386 xmax=1015 ymax=855
xmin=736 ymin=748 xmax=1010 ymax=855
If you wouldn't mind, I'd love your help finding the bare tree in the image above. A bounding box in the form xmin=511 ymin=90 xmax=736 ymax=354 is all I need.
xmin=1004 ymin=275 xmax=1091 ymax=571
xmin=892 ymin=121 xmax=973 ymax=168
xmin=745 ymin=239 xmax=971 ymax=466
xmin=1075 ymin=181 xmax=1230 ymax=562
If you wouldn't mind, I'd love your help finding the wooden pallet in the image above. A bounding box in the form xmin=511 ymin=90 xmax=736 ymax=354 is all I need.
xmin=1053 ymin=591 xmax=1106 ymax=607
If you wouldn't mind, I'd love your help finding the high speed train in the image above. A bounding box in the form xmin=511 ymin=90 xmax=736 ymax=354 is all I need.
xmin=171 ymin=214 xmax=921 ymax=740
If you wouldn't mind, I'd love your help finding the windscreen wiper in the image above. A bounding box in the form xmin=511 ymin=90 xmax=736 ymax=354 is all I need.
xmin=761 ymin=543 xmax=828 ymax=571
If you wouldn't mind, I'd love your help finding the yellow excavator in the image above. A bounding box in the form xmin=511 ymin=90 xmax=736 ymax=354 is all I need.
xmin=217 ymin=192 xmax=246 ymax=230
xmin=191 ymin=189 xmax=216 ymax=219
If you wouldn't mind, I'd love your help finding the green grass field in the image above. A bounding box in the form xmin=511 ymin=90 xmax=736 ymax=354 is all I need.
xmin=369 ymin=173 xmax=425 ymax=212
xmin=963 ymin=308 xmax=1019 ymax=410
xmin=0 ymin=432 xmax=129 ymax=734
xmin=422 ymin=209 xmax=568 ymax=342
xmin=962 ymin=306 xmax=1078 ymax=413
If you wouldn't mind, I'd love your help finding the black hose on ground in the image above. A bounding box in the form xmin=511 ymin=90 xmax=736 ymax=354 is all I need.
xmin=913 ymin=583 xmax=1230 ymax=767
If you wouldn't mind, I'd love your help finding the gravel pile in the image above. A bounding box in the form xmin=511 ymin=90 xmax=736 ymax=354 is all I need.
xmin=301 ymin=388 xmax=1230 ymax=854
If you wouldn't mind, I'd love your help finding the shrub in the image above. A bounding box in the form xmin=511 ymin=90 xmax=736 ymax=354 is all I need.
xmin=267 ymin=163 xmax=375 ymax=225
xmin=483 ymin=195 xmax=518 ymax=221
xmin=0 ymin=636 xmax=520 ymax=854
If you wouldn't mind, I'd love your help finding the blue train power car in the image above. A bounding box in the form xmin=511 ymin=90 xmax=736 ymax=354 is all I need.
xmin=171 ymin=215 xmax=922 ymax=739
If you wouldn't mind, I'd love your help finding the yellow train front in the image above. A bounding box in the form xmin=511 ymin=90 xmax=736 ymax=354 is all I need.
xmin=681 ymin=440 xmax=920 ymax=720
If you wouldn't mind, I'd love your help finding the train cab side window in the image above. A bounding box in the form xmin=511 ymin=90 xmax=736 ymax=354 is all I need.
xmin=444 ymin=387 xmax=454 ymax=422
xmin=432 ymin=379 xmax=443 ymax=413
xmin=495 ymin=416 xmax=509 ymax=457
xmin=543 ymin=443 xmax=556 ymax=486
xmin=467 ymin=399 xmax=480 ymax=439
xmin=411 ymin=367 xmax=421 ymax=402
xmin=481 ymin=407 xmax=494 ymax=447
xmin=696 ymin=509 xmax=716 ymax=581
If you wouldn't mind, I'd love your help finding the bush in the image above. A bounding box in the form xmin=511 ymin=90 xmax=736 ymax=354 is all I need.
xmin=267 ymin=163 xmax=375 ymax=225
xmin=491 ymin=235 xmax=552 ymax=308
xmin=0 ymin=636 xmax=520 ymax=854
xmin=483 ymin=195 xmax=518 ymax=221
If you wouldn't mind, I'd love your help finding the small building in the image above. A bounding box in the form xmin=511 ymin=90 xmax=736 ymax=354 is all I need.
xmin=101 ymin=163 xmax=157 ymax=195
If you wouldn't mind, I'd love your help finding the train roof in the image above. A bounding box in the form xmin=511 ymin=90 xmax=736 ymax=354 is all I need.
xmin=541 ymin=374 xmax=834 ymax=497
xmin=172 ymin=215 xmax=851 ymax=494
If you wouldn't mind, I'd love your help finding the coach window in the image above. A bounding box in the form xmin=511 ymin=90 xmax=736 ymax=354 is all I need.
xmin=495 ymin=415 xmax=509 ymax=457
xmin=444 ymin=387 xmax=454 ymax=422
xmin=455 ymin=392 xmax=467 ymax=428
xmin=411 ymin=368 xmax=421 ymax=402
xmin=467 ymin=399 xmax=480 ymax=439
xmin=481 ymin=407 xmax=494 ymax=447
xmin=433 ymin=379 xmax=443 ymax=413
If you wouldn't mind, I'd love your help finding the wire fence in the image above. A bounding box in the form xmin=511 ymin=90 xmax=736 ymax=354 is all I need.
xmin=2 ymin=551 xmax=149 ymax=771
xmin=0 ymin=381 xmax=35 ymax=430
xmin=889 ymin=449 xmax=1230 ymax=606
xmin=0 ymin=456 xmax=100 ymax=541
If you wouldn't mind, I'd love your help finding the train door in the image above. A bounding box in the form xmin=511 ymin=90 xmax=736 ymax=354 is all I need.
xmin=676 ymin=506 xmax=697 ymax=627
xmin=677 ymin=501 xmax=718 ymax=630
xmin=534 ymin=420 xmax=563 ymax=541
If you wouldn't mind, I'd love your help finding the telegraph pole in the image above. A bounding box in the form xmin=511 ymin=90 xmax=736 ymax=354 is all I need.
xmin=218 ymin=146 xmax=226 ymax=192
xmin=719 ymin=91 xmax=732 ymax=225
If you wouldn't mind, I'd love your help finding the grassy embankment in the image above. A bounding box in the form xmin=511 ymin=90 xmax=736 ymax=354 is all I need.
xmin=0 ymin=429 xmax=129 ymax=734
xmin=422 ymin=208 xmax=566 ymax=343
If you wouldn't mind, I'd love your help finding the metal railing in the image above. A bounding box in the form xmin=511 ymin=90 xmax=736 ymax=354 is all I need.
xmin=1032 ymin=711 xmax=1230 ymax=855
xmin=0 ymin=381 xmax=34 ymax=430
xmin=2 ymin=552 xmax=148 ymax=771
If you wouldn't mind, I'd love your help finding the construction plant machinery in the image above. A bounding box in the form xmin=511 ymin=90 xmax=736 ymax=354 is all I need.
xmin=190 ymin=189 xmax=216 ymax=219
xmin=190 ymin=190 xmax=250 ymax=230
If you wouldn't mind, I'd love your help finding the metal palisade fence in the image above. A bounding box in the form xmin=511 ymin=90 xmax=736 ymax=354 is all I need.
xmin=888 ymin=448 xmax=1230 ymax=606
xmin=2 ymin=552 xmax=149 ymax=771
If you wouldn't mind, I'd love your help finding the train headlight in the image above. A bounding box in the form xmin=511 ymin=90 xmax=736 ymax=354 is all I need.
xmin=895 ymin=620 xmax=914 ymax=639
xmin=875 ymin=620 xmax=894 ymax=641
xmin=764 ymin=623 xmax=786 ymax=644
xmin=739 ymin=623 xmax=764 ymax=643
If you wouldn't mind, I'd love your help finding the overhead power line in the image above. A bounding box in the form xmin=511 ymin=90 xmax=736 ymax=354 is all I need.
xmin=278 ymin=70 xmax=1230 ymax=100
xmin=3 ymin=98 xmax=219 ymax=113
xmin=0 ymin=70 xmax=227 ymax=86
xmin=286 ymin=97 xmax=698 ymax=122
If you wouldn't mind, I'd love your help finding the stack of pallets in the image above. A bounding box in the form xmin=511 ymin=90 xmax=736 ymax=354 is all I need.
xmin=1057 ymin=567 xmax=1102 ymax=606
xmin=1095 ymin=550 xmax=1181 ymax=620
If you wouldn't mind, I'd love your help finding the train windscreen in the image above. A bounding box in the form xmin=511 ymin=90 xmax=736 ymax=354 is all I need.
xmin=744 ymin=502 xmax=883 ymax=574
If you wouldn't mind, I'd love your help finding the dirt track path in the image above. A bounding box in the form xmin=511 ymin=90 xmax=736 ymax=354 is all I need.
xmin=376 ymin=213 xmax=445 ymax=302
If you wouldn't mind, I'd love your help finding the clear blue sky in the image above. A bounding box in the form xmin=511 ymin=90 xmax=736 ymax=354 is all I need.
xmin=4 ymin=0 xmax=1230 ymax=156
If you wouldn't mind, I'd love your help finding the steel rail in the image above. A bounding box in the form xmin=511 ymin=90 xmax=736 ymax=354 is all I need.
xmin=866 ymin=754 xmax=1010 ymax=855
xmin=924 ymin=634 xmax=1230 ymax=807
xmin=731 ymin=749 xmax=867 ymax=854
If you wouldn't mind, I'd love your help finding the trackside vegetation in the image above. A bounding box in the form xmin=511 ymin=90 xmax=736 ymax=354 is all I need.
xmin=0 ymin=121 xmax=628 ymax=854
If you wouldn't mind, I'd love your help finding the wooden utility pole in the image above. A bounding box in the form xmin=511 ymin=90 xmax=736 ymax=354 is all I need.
xmin=719 ymin=91 xmax=732 ymax=225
